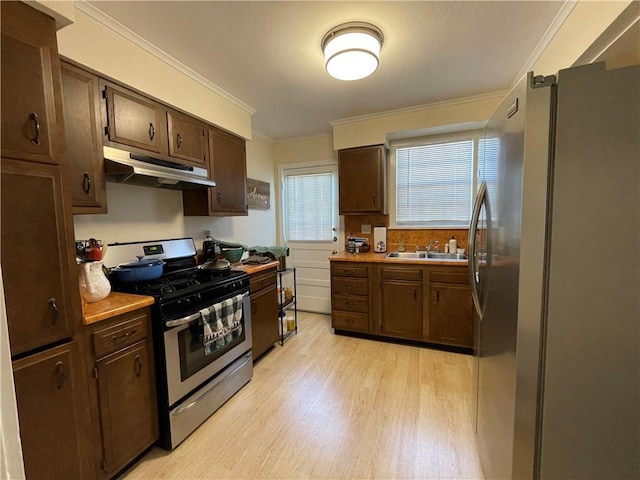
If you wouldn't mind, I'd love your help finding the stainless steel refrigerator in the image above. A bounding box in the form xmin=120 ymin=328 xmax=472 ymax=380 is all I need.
xmin=468 ymin=62 xmax=639 ymax=479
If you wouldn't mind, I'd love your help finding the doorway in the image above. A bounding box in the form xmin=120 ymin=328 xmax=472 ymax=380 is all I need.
xmin=280 ymin=164 xmax=341 ymax=313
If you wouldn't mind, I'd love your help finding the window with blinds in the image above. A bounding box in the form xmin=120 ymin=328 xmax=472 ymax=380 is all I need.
xmin=285 ymin=171 xmax=335 ymax=241
xmin=392 ymin=134 xmax=479 ymax=227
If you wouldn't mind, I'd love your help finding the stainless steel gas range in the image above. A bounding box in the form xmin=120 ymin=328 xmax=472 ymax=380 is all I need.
xmin=104 ymin=238 xmax=252 ymax=449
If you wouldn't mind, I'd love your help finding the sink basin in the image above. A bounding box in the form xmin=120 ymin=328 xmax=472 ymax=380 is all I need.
xmin=385 ymin=251 xmax=467 ymax=260
xmin=427 ymin=252 xmax=467 ymax=260
xmin=386 ymin=251 xmax=427 ymax=259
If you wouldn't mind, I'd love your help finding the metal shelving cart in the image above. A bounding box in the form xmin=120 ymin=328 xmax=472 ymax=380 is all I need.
xmin=277 ymin=267 xmax=297 ymax=344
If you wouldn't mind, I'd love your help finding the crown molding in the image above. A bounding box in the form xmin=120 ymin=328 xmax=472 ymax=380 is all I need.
xmin=74 ymin=0 xmax=255 ymax=115
xmin=330 ymin=90 xmax=507 ymax=127
xmin=513 ymin=0 xmax=578 ymax=82
xmin=274 ymin=132 xmax=333 ymax=145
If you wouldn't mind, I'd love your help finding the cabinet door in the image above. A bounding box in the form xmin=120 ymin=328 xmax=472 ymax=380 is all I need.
xmin=1 ymin=1 xmax=64 ymax=164
xmin=167 ymin=110 xmax=208 ymax=167
xmin=338 ymin=145 xmax=386 ymax=214
xmin=13 ymin=342 xmax=92 ymax=480
xmin=61 ymin=62 xmax=108 ymax=213
xmin=428 ymin=282 xmax=473 ymax=347
xmin=103 ymin=83 xmax=167 ymax=155
xmin=96 ymin=340 xmax=158 ymax=476
xmin=1 ymin=159 xmax=77 ymax=354
xmin=380 ymin=279 xmax=423 ymax=340
xmin=208 ymin=126 xmax=248 ymax=215
xmin=251 ymin=284 xmax=278 ymax=359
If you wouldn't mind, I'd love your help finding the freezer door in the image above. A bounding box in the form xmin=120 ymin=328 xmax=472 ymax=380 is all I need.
xmin=538 ymin=63 xmax=639 ymax=479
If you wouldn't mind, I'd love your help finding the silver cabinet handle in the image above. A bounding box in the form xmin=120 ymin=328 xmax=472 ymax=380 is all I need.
xmin=468 ymin=181 xmax=487 ymax=318
xmin=82 ymin=172 xmax=92 ymax=194
xmin=55 ymin=361 xmax=65 ymax=390
xmin=48 ymin=298 xmax=58 ymax=326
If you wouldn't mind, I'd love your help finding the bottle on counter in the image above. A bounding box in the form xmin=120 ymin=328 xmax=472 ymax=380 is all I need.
xmin=449 ymin=236 xmax=457 ymax=255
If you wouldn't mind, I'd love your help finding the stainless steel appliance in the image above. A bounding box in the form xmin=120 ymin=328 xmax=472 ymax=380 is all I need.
xmin=469 ymin=62 xmax=639 ymax=479
xmin=104 ymin=238 xmax=252 ymax=449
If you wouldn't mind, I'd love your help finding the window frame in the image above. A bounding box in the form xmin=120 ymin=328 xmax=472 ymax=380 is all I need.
xmin=389 ymin=130 xmax=482 ymax=229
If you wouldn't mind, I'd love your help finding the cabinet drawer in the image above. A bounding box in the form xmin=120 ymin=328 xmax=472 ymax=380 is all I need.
xmin=332 ymin=311 xmax=369 ymax=332
xmin=332 ymin=294 xmax=368 ymax=313
xmin=249 ymin=268 xmax=277 ymax=294
xmin=429 ymin=270 xmax=469 ymax=284
xmin=332 ymin=277 xmax=368 ymax=295
xmin=381 ymin=266 xmax=423 ymax=281
xmin=93 ymin=311 xmax=148 ymax=359
xmin=331 ymin=263 xmax=368 ymax=278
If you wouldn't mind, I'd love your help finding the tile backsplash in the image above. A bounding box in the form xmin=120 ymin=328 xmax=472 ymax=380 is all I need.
xmin=344 ymin=215 xmax=468 ymax=252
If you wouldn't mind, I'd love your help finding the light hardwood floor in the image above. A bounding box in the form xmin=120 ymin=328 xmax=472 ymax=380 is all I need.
xmin=122 ymin=312 xmax=484 ymax=479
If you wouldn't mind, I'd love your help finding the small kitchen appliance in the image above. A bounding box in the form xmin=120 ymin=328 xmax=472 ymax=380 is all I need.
xmin=104 ymin=238 xmax=252 ymax=450
xmin=373 ymin=227 xmax=387 ymax=253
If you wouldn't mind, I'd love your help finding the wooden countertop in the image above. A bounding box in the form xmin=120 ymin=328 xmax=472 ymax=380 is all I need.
xmin=233 ymin=260 xmax=280 ymax=275
xmin=329 ymin=250 xmax=468 ymax=267
xmin=83 ymin=292 xmax=155 ymax=326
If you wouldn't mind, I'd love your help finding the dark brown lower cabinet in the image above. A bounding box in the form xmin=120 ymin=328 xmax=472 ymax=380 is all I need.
xmin=88 ymin=308 xmax=158 ymax=479
xmin=249 ymin=266 xmax=278 ymax=359
xmin=428 ymin=281 xmax=473 ymax=348
xmin=379 ymin=266 xmax=423 ymax=340
xmin=12 ymin=341 xmax=93 ymax=480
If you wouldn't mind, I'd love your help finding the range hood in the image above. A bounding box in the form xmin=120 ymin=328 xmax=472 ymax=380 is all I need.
xmin=103 ymin=146 xmax=216 ymax=190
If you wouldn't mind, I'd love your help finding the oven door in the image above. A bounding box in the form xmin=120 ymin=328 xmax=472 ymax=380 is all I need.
xmin=163 ymin=292 xmax=252 ymax=406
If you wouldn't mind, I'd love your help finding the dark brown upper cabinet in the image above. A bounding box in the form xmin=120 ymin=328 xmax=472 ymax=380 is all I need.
xmin=61 ymin=62 xmax=108 ymax=214
xmin=338 ymin=144 xmax=387 ymax=214
xmin=1 ymin=1 xmax=65 ymax=165
xmin=102 ymin=81 xmax=168 ymax=156
xmin=183 ymin=126 xmax=248 ymax=217
xmin=167 ymin=110 xmax=208 ymax=168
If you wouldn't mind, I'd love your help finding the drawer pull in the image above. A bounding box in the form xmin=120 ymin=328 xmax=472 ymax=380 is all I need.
xmin=344 ymin=269 xmax=355 ymax=274
xmin=111 ymin=329 xmax=137 ymax=343
xmin=345 ymin=301 xmax=355 ymax=307
xmin=48 ymin=298 xmax=58 ymax=326
xmin=177 ymin=133 xmax=183 ymax=148
xmin=148 ymin=123 xmax=155 ymax=140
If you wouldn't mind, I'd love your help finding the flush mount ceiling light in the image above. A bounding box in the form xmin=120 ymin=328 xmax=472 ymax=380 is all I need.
xmin=321 ymin=21 xmax=384 ymax=81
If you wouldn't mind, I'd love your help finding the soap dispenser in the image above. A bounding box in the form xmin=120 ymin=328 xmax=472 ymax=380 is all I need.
xmin=449 ymin=236 xmax=457 ymax=255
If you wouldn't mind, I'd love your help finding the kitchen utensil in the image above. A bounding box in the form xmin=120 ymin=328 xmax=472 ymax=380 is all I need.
xmin=111 ymin=256 xmax=165 ymax=282
xmin=220 ymin=247 xmax=244 ymax=263
xmin=79 ymin=261 xmax=111 ymax=303
xmin=203 ymin=235 xmax=216 ymax=261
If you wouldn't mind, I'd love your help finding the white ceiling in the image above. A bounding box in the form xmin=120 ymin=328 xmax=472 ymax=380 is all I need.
xmin=87 ymin=1 xmax=569 ymax=140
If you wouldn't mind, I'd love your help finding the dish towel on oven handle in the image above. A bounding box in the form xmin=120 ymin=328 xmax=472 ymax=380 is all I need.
xmin=200 ymin=294 xmax=244 ymax=355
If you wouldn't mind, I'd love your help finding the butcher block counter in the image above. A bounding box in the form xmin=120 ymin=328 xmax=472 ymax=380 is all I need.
xmin=232 ymin=260 xmax=280 ymax=275
xmin=82 ymin=292 xmax=155 ymax=325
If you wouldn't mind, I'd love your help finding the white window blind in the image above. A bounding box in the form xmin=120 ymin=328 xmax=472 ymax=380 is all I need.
xmin=285 ymin=172 xmax=334 ymax=241
xmin=395 ymin=139 xmax=474 ymax=227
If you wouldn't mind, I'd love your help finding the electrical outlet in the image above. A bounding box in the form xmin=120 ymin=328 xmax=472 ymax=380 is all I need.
xmin=361 ymin=224 xmax=371 ymax=234
xmin=204 ymin=230 xmax=211 ymax=237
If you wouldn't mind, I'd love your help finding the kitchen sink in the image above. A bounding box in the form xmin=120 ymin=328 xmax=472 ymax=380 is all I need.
xmin=426 ymin=252 xmax=467 ymax=260
xmin=385 ymin=251 xmax=467 ymax=260
xmin=386 ymin=251 xmax=427 ymax=259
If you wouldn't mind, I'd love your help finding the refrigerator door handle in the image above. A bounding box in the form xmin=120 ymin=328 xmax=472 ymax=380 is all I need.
xmin=468 ymin=181 xmax=487 ymax=318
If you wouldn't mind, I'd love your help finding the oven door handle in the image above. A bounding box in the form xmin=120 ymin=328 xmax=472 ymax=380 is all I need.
xmin=166 ymin=311 xmax=202 ymax=327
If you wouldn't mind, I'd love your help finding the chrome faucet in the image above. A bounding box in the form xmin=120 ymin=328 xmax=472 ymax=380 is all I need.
xmin=426 ymin=240 xmax=440 ymax=253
